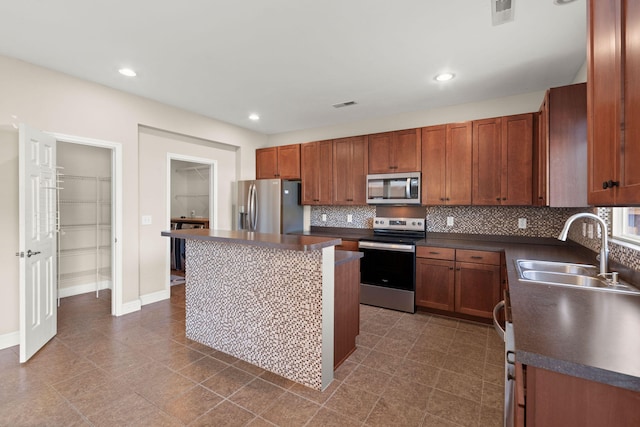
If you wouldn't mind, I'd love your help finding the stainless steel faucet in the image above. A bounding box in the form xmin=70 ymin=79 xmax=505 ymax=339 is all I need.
xmin=558 ymin=212 xmax=609 ymax=276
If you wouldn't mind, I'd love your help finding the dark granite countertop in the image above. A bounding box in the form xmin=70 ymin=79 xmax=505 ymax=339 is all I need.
xmin=300 ymin=228 xmax=640 ymax=392
xmin=296 ymin=227 xmax=374 ymax=241
xmin=421 ymin=233 xmax=640 ymax=392
xmin=335 ymin=250 xmax=364 ymax=266
xmin=162 ymin=229 xmax=341 ymax=251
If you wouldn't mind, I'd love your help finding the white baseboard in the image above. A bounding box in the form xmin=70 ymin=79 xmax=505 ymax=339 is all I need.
xmin=140 ymin=289 xmax=171 ymax=306
xmin=0 ymin=331 xmax=19 ymax=350
xmin=117 ymin=299 xmax=141 ymax=316
xmin=58 ymin=281 xmax=112 ymax=299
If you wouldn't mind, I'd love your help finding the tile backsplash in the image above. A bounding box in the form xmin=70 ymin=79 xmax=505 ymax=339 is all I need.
xmin=310 ymin=205 xmax=640 ymax=271
xmin=310 ymin=205 xmax=585 ymax=238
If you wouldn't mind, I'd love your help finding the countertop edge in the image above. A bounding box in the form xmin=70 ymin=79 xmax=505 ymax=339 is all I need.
xmin=517 ymin=350 xmax=640 ymax=392
xmin=162 ymin=229 xmax=341 ymax=251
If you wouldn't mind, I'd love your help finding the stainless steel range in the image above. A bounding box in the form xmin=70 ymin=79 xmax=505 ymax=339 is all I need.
xmin=358 ymin=217 xmax=426 ymax=313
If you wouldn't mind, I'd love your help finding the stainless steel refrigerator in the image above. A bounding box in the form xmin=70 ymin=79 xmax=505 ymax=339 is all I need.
xmin=235 ymin=179 xmax=303 ymax=234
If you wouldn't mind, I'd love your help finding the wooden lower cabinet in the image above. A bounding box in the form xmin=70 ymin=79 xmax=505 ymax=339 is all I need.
xmin=455 ymin=261 xmax=501 ymax=318
xmin=521 ymin=365 xmax=640 ymax=427
xmin=334 ymin=253 xmax=360 ymax=369
xmin=416 ymin=247 xmax=501 ymax=320
xmin=416 ymin=258 xmax=455 ymax=311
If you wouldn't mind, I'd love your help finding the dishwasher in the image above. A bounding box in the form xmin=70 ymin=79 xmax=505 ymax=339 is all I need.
xmin=493 ymin=291 xmax=515 ymax=427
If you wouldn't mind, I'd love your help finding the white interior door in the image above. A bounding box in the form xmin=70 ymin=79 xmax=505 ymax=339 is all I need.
xmin=19 ymin=124 xmax=58 ymax=363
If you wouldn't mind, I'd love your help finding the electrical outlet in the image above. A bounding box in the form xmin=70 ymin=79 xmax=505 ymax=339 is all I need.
xmin=321 ymin=214 xmax=327 ymax=222
xmin=446 ymin=216 xmax=454 ymax=227
xmin=587 ymin=223 xmax=594 ymax=239
xmin=518 ymin=218 xmax=527 ymax=229
xmin=141 ymin=215 xmax=152 ymax=225
xmin=347 ymin=214 xmax=353 ymax=223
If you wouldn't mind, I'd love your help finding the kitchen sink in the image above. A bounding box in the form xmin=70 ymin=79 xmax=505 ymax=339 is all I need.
xmin=516 ymin=260 xmax=598 ymax=276
xmin=515 ymin=259 xmax=640 ymax=295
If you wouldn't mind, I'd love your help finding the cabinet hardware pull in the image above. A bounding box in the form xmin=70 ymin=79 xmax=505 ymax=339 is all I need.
xmin=471 ymin=256 xmax=483 ymax=259
xmin=429 ymin=251 xmax=440 ymax=254
xmin=496 ymin=197 xmax=501 ymax=201
xmin=602 ymin=180 xmax=620 ymax=189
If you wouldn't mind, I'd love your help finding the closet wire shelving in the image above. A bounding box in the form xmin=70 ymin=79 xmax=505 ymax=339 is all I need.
xmin=56 ymin=172 xmax=112 ymax=305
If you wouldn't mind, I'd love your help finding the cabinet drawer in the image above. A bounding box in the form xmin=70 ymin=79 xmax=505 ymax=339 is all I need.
xmin=456 ymin=249 xmax=500 ymax=265
xmin=417 ymin=246 xmax=455 ymax=260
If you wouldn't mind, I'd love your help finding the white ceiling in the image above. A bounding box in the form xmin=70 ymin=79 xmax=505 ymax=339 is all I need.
xmin=0 ymin=0 xmax=587 ymax=135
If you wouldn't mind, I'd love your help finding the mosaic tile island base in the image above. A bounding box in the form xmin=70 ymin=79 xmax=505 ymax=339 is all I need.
xmin=163 ymin=229 xmax=339 ymax=391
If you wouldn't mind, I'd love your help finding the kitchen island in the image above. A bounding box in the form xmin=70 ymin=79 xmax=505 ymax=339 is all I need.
xmin=160 ymin=228 xmax=348 ymax=391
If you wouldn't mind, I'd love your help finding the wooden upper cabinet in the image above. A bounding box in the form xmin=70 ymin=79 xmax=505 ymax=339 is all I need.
xmin=588 ymin=0 xmax=640 ymax=206
xmin=255 ymin=147 xmax=278 ymax=179
xmin=472 ymin=114 xmax=533 ymax=205
xmin=536 ymin=83 xmax=588 ymax=207
xmin=368 ymin=129 xmax=421 ymax=174
xmin=256 ymin=144 xmax=300 ymax=180
xmin=301 ymin=140 xmax=333 ymax=205
xmin=421 ymin=123 xmax=472 ymax=205
xmin=333 ymin=136 xmax=368 ymax=205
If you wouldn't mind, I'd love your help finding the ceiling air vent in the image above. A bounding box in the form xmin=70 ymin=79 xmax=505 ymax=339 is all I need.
xmin=491 ymin=0 xmax=515 ymax=26
xmin=332 ymin=101 xmax=358 ymax=109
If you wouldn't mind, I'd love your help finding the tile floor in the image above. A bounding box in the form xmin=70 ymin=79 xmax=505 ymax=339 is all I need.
xmin=0 ymin=285 xmax=505 ymax=426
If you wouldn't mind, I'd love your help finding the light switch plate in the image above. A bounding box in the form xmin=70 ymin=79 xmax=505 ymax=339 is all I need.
xmin=322 ymin=214 xmax=327 ymax=222
xmin=518 ymin=218 xmax=527 ymax=229
xmin=347 ymin=214 xmax=353 ymax=223
xmin=141 ymin=215 xmax=152 ymax=225
xmin=587 ymin=223 xmax=594 ymax=239
xmin=447 ymin=216 xmax=454 ymax=227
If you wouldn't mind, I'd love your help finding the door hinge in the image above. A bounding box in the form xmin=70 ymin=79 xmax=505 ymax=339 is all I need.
xmin=15 ymin=251 xmax=25 ymax=258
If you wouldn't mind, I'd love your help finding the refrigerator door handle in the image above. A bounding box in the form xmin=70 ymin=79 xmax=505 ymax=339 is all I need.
xmin=249 ymin=183 xmax=258 ymax=231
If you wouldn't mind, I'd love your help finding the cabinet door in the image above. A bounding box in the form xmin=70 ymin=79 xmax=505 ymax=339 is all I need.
xmin=256 ymin=147 xmax=278 ymax=179
xmin=368 ymin=132 xmax=394 ymax=173
xmin=502 ymin=114 xmax=533 ymax=205
xmin=620 ymin=0 xmax=640 ymax=203
xmin=446 ymin=122 xmax=473 ymax=205
xmin=416 ymin=258 xmax=455 ymax=311
xmin=455 ymin=261 xmax=501 ymax=319
xmin=333 ymin=136 xmax=368 ymax=205
xmin=535 ymin=97 xmax=549 ymax=207
xmin=301 ymin=141 xmax=332 ymax=205
xmin=349 ymin=136 xmax=368 ymax=204
xmin=393 ymin=128 xmax=422 ymax=172
xmin=587 ymin=0 xmax=620 ymax=205
xmin=421 ymin=125 xmax=447 ymax=205
xmin=276 ymin=144 xmax=301 ymax=180
xmin=301 ymin=142 xmax=320 ymax=204
xmin=473 ymin=118 xmax=503 ymax=205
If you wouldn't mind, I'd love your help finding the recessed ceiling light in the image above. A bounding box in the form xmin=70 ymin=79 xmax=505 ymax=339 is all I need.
xmin=435 ymin=73 xmax=455 ymax=82
xmin=118 ymin=68 xmax=137 ymax=77
xmin=249 ymin=113 xmax=260 ymax=121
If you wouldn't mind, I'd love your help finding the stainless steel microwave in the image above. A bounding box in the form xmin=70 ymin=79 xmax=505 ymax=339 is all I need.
xmin=366 ymin=172 xmax=421 ymax=205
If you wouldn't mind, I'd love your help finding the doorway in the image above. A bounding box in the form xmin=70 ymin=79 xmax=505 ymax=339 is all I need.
xmin=57 ymin=142 xmax=112 ymax=305
xmin=50 ymin=132 xmax=123 ymax=316
xmin=168 ymin=155 xmax=215 ymax=284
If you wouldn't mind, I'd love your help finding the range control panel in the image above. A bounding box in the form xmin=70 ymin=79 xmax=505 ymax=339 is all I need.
xmin=372 ymin=217 xmax=425 ymax=232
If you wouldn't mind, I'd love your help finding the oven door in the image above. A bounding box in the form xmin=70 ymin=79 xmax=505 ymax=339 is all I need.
xmin=359 ymin=241 xmax=416 ymax=291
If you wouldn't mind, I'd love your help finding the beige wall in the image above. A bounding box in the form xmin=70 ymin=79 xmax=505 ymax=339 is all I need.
xmin=0 ymin=54 xmax=266 ymax=341
xmin=138 ymin=127 xmax=237 ymax=300
xmin=0 ymin=129 xmax=19 ymax=342
xmin=266 ymin=90 xmax=547 ymax=146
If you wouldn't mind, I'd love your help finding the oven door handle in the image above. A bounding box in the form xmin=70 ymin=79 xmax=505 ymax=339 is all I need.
xmin=359 ymin=241 xmax=415 ymax=253
xmin=493 ymin=300 xmax=505 ymax=342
